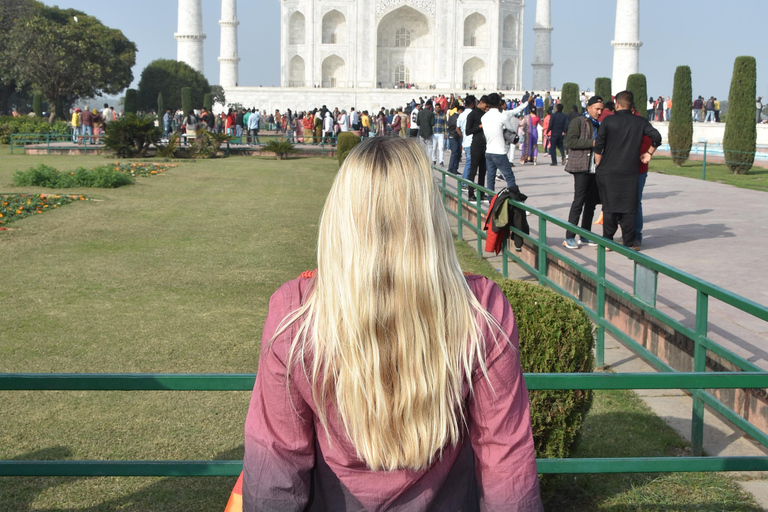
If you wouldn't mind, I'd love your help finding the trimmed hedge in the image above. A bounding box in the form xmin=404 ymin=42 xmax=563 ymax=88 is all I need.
xmin=723 ymin=56 xmax=757 ymax=174
xmin=124 ymin=89 xmax=138 ymax=114
xmin=497 ymin=279 xmax=594 ymax=460
xmin=203 ymin=93 xmax=213 ymax=112
xmin=12 ymin=164 xmax=135 ymax=188
xmin=625 ymin=74 xmax=648 ymax=112
xmin=560 ymin=83 xmax=581 ymax=114
xmin=157 ymin=92 xmax=164 ymax=119
xmin=337 ymin=132 xmax=362 ymax=166
xmin=594 ymin=77 xmax=612 ymax=103
xmin=181 ymin=87 xmax=192 ymax=116
xmin=669 ymin=66 xmax=693 ymax=166
xmin=32 ymin=93 xmax=43 ymax=117
xmin=0 ymin=117 xmax=70 ymax=144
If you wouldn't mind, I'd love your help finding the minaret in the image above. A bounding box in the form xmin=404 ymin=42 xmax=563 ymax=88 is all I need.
xmin=531 ymin=0 xmax=553 ymax=91
xmin=175 ymin=0 xmax=206 ymax=74
xmin=219 ymin=0 xmax=240 ymax=87
xmin=611 ymin=0 xmax=642 ymax=95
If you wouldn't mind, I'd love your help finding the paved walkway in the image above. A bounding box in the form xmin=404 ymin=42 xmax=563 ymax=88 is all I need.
xmin=437 ymin=156 xmax=768 ymax=508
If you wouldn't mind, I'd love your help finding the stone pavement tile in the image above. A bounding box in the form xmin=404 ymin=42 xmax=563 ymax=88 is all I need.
xmin=737 ymin=481 xmax=768 ymax=512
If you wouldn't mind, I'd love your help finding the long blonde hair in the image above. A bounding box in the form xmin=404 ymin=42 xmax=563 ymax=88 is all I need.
xmin=283 ymin=137 xmax=500 ymax=471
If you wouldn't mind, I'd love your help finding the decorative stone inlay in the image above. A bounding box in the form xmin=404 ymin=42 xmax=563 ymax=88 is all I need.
xmin=376 ymin=0 xmax=435 ymax=20
xmin=174 ymin=33 xmax=207 ymax=40
xmin=611 ymin=40 xmax=643 ymax=47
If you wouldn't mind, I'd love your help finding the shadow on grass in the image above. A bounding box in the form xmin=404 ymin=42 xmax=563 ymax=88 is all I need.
xmin=0 ymin=446 xmax=243 ymax=512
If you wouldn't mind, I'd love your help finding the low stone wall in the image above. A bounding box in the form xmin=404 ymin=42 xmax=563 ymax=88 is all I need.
xmin=445 ymin=193 xmax=768 ymax=439
xmin=651 ymin=121 xmax=768 ymax=146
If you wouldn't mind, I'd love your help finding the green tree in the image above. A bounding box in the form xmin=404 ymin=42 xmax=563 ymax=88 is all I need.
xmin=723 ymin=56 xmax=757 ymax=174
xmin=594 ymin=77 xmax=612 ymax=102
xmin=157 ymin=92 xmax=164 ymax=118
xmin=668 ymin=66 xmax=693 ymax=166
xmin=136 ymin=59 xmax=210 ymax=112
xmin=625 ymin=74 xmax=648 ymax=112
xmin=124 ymin=89 xmax=137 ymax=114
xmin=209 ymin=85 xmax=226 ymax=107
xmin=181 ymin=87 xmax=192 ymax=116
xmin=560 ymin=83 xmax=581 ymax=114
xmin=0 ymin=0 xmax=34 ymax=113
xmin=0 ymin=4 xmax=136 ymax=118
xmin=203 ymin=93 xmax=213 ymax=112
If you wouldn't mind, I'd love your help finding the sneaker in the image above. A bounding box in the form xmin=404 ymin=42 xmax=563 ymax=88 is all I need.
xmin=562 ymin=238 xmax=579 ymax=249
xmin=580 ymin=238 xmax=598 ymax=247
xmin=496 ymin=175 xmax=504 ymax=182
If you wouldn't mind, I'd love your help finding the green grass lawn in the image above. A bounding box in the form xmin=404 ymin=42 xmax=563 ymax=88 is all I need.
xmin=0 ymin=151 xmax=760 ymax=511
xmin=651 ymin=156 xmax=768 ymax=193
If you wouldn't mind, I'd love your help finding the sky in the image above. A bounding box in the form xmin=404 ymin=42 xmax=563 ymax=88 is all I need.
xmin=39 ymin=0 xmax=768 ymax=100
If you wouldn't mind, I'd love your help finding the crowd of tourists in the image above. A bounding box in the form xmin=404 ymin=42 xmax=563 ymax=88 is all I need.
xmin=69 ymin=103 xmax=118 ymax=142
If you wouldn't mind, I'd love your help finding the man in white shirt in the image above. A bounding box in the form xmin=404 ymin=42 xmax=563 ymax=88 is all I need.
xmin=350 ymin=108 xmax=360 ymax=130
xmin=409 ymin=105 xmax=420 ymax=137
xmin=456 ymin=96 xmax=475 ymax=181
xmin=482 ymin=93 xmax=519 ymax=194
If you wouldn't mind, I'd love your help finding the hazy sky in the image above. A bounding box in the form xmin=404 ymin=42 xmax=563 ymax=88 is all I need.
xmin=40 ymin=0 xmax=767 ymax=100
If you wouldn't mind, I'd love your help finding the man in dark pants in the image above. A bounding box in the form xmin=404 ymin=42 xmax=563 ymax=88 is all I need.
xmin=465 ymin=95 xmax=489 ymax=201
xmin=594 ymin=90 xmax=662 ymax=249
xmin=547 ymin=103 xmax=568 ymax=165
xmin=563 ymin=96 xmax=604 ymax=249
xmin=447 ymin=105 xmax=464 ymax=174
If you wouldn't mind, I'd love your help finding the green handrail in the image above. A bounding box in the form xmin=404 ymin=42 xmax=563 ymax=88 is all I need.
xmin=434 ymin=166 xmax=768 ymax=457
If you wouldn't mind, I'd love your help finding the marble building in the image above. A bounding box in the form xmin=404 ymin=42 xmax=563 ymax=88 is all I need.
xmin=280 ymin=0 xmax=525 ymax=90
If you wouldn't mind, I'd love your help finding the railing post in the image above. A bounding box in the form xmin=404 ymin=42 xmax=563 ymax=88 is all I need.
xmin=475 ymin=193 xmax=482 ymax=257
xmin=702 ymin=141 xmax=707 ymax=181
xmin=457 ymin=180 xmax=463 ymax=240
xmin=596 ymin=245 xmax=606 ymax=368
xmin=691 ymin=290 xmax=709 ymax=456
xmin=441 ymin=172 xmax=446 ymax=206
xmin=537 ymin=216 xmax=547 ymax=284
xmin=47 ymin=133 xmax=50 ymax=154
xmin=501 ymin=241 xmax=508 ymax=279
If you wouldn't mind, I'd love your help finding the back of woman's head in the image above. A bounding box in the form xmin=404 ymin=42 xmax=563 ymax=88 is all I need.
xmin=285 ymin=137 xmax=499 ymax=471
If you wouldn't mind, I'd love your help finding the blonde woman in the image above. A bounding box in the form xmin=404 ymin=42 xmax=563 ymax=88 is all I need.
xmin=238 ymin=137 xmax=543 ymax=511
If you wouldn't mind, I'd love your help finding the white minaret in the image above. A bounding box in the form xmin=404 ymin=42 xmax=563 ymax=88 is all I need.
xmin=611 ymin=0 xmax=642 ymax=95
xmin=219 ymin=0 xmax=240 ymax=87
xmin=175 ymin=0 xmax=206 ymax=74
xmin=531 ymin=0 xmax=553 ymax=91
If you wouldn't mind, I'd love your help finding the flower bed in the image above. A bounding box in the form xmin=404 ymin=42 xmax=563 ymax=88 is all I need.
xmin=0 ymin=193 xmax=85 ymax=229
xmin=12 ymin=163 xmax=178 ymax=189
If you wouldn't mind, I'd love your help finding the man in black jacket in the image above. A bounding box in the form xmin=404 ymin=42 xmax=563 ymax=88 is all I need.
xmin=546 ymin=103 xmax=568 ymax=166
xmin=465 ymin=95 xmax=489 ymax=201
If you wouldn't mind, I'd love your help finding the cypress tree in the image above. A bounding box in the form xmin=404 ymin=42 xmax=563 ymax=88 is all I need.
xmin=32 ymin=93 xmax=42 ymax=117
xmin=723 ymin=56 xmax=757 ymax=174
xmin=124 ymin=89 xmax=138 ymax=114
xmin=181 ymin=87 xmax=192 ymax=116
xmin=54 ymin=97 xmax=64 ymax=121
xmin=668 ymin=66 xmax=693 ymax=166
xmin=157 ymin=92 xmax=164 ymax=118
xmin=561 ymin=83 xmax=581 ymax=114
xmin=625 ymin=74 xmax=648 ymax=113
xmin=203 ymin=93 xmax=213 ymax=112
xmin=595 ymin=77 xmax=612 ymax=102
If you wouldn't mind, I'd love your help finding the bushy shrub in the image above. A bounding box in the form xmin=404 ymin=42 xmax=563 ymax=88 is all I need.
xmin=0 ymin=117 xmax=70 ymax=144
xmin=337 ymin=132 xmax=362 ymax=166
xmin=497 ymin=279 xmax=594 ymax=460
xmin=669 ymin=66 xmax=693 ymax=166
xmin=560 ymin=83 xmax=581 ymax=115
xmin=594 ymin=77 xmax=612 ymax=102
xmin=262 ymin=139 xmax=296 ymax=160
xmin=13 ymin=164 xmax=135 ymax=188
xmin=104 ymin=113 xmax=161 ymax=158
xmin=625 ymin=74 xmax=648 ymax=112
xmin=723 ymin=56 xmax=757 ymax=174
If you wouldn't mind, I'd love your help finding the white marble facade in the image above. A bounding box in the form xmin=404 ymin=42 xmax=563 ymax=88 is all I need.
xmin=280 ymin=0 xmax=524 ymax=91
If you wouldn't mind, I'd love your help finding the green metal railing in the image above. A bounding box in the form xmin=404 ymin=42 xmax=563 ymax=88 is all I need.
xmin=224 ymin=133 xmax=339 ymax=157
xmin=10 ymin=132 xmax=100 ymax=155
xmin=2 ymin=371 xmax=768 ymax=476
xmin=436 ymin=168 xmax=768 ymax=457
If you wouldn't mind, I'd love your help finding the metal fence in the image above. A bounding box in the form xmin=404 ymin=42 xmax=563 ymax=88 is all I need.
xmin=435 ymin=167 xmax=768 ymax=458
xmin=2 ymin=372 xmax=768 ymax=476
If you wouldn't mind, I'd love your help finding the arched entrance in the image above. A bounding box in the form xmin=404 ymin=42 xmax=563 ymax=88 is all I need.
xmin=463 ymin=57 xmax=486 ymax=89
xmin=289 ymin=55 xmax=305 ymax=87
xmin=289 ymin=11 xmax=305 ymax=45
xmin=376 ymin=6 xmax=432 ymax=88
xmin=322 ymin=54 xmax=346 ymax=88
xmin=501 ymin=59 xmax=516 ymax=90
xmin=322 ymin=10 xmax=347 ymax=44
